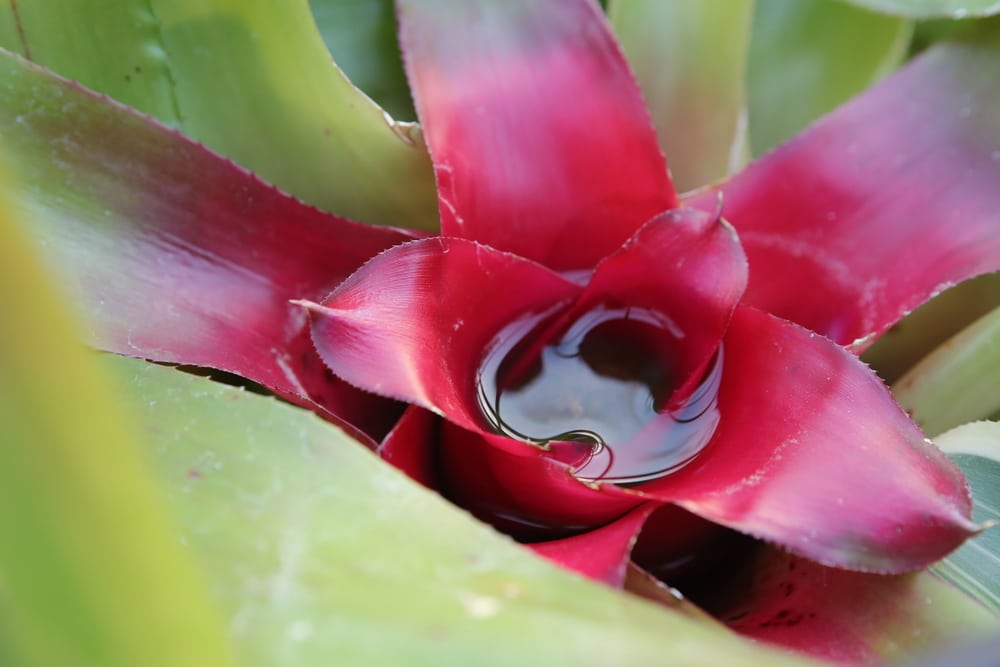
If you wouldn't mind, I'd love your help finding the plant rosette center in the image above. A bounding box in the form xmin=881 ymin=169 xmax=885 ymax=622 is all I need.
xmin=477 ymin=303 xmax=722 ymax=485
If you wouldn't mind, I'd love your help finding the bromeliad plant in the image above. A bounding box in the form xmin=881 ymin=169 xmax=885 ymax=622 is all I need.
xmin=2 ymin=0 xmax=1000 ymax=665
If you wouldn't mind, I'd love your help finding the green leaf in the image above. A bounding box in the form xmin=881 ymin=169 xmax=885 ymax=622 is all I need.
xmin=0 ymin=0 xmax=438 ymax=230
xmin=747 ymin=0 xmax=912 ymax=156
xmin=863 ymin=273 xmax=1000 ymax=384
xmin=309 ymin=0 xmax=415 ymax=121
xmin=609 ymin=0 xmax=753 ymax=191
xmin=106 ymin=355 xmax=816 ymax=667
xmin=840 ymin=0 xmax=1000 ymax=18
xmin=0 ymin=165 xmax=235 ymax=667
xmin=930 ymin=422 xmax=1000 ymax=615
xmin=893 ymin=303 xmax=1000 ymax=437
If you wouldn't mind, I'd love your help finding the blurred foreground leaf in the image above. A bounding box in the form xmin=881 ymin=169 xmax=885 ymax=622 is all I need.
xmin=0 ymin=167 xmax=235 ymax=667
xmin=106 ymin=354 xmax=816 ymax=667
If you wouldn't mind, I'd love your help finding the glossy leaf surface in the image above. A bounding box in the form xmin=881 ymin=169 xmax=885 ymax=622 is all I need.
xmin=110 ymin=356 xmax=815 ymax=667
xmin=0 ymin=168 xmax=233 ymax=667
xmin=930 ymin=422 xmax=1000 ymax=614
xmin=0 ymin=50 xmax=414 ymax=438
xmin=0 ymin=0 xmax=438 ymax=229
xmin=305 ymin=238 xmax=581 ymax=431
xmin=688 ymin=38 xmax=1000 ymax=348
xmin=609 ymin=0 xmax=753 ymax=190
xmin=747 ymin=0 xmax=910 ymax=155
xmin=637 ymin=307 xmax=977 ymax=573
xmin=894 ymin=305 xmax=1000 ymax=436
xmin=397 ymin=0 xmax=675 ymax=271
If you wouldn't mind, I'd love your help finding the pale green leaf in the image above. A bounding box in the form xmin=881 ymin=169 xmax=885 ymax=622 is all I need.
xmin=893 ymin=303 xmax=1000 ymax=436
xmin=609 ymin=0 xmax=753 ymax=191
xmin=0 ymin=165 xmax=235 ymax=667
xmin=930 ymin=422 xmax=1000 ymax=615
xmin=106 ymin=355 xmax=816 ymax=667
xmin=0 ymin=0 xmax=438 ymax=230
xmin=748 ymin=0 xmax=912 ymax=155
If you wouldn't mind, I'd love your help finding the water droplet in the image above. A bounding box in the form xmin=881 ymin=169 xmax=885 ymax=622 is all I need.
xmin=477 ymin=305 xmax=721 ymax=484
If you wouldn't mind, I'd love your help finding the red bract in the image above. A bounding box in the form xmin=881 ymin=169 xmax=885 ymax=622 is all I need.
xmin=8 ymin=0 xmax=1000 ymax=662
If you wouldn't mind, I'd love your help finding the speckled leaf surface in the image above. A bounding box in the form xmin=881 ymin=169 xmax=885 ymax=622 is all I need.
xmin=0 ymin=0 xmax=438 ymax=229
xmin=107 ymin=356 xmax=815 ymax=667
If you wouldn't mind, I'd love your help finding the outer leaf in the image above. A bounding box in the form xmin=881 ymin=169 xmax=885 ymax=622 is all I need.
xmin=609 ymin=0 xmax=753 ymax=191
xmin=687 ymin=37 xmax=1000 ymax=348
xmin=748 ymin=0 xmax=911 ymax=156
xmin=0 ymin=50 xmax=415 ymax=439
xmin=894 ymin=305 xmax=1000 ymax=436
xmin=0 ymin=166 xmax=233 ymax=667
xmin=309 ymin=0 xmax=415 ymax=121
xmin=397 ymin=0 xmax=676 ymax=271
xmin=840 ymin=0 xmax=1000 ymax=18
xmin=929 ymin=422 xmax=1000 ymax=614
xmin=109 ymin=356 xmax=816 ymax=667
xmin=0 ymin=0 xmax=438 ymax=229
xmin=637 ymin=307 xmax=977 ymax=573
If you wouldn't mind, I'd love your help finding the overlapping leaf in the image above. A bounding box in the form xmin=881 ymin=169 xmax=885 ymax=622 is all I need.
xmin=108 ymin=355 xmax=816 ymax=667
xmin=0 ymin=0 xmax=437 ymax=229
xmin=0 ymin=165 xmax=234 ymax=667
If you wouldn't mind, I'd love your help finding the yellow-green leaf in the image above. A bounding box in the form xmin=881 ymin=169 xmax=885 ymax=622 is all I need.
xmin=0 ymin=164 xmax=234 ymax=667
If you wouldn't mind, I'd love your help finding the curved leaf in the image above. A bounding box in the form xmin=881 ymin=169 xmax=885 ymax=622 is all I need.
xmin=108 ymin=355 xmax=816 ymax=667
xmin=0 ymin=0 xmax=438 ymax=229
xmin=397 ymin=0 xmax=675 ymax=271
xmin=309 ymin=0 xmax=415 ymax=120
xmin=894 ymin=305 xmax=1000 ymax=436
xmin=304 ymin=237 xmax=581 ymax=431
xmin=748 ymin=0 xmax=911 ymax=155
xmin=0 ymin=49 xmax=414 ymax=439
xmin=0 ymin=164 xmax=233 ymax=667
xmin=636 ymin=306 xmax=977 ymax=573
xmin=609 ymin=0 xmax=753 ymax=191
xmin=862 ymin=272 xmax=1000 ymax=383
xmin=687 ymin=37 xmax=1000 ymax=348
